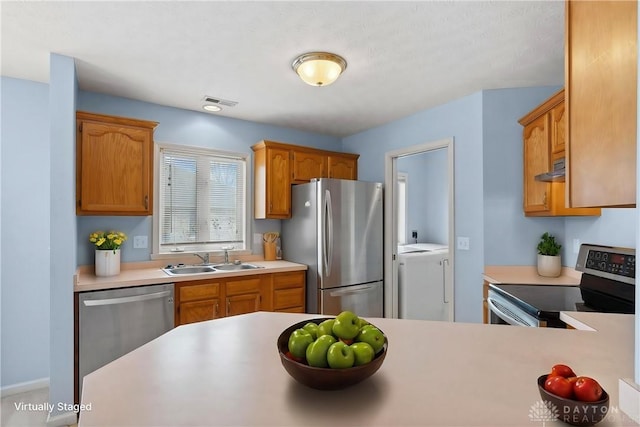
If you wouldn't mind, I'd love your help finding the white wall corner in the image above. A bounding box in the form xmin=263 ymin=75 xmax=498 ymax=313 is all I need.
xmin=619 ymin=378 xmax=640 ymax=424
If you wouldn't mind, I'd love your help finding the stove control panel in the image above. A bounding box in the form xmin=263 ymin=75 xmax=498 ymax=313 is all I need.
xmin=576 ymin=244 xmax=635 ymax=285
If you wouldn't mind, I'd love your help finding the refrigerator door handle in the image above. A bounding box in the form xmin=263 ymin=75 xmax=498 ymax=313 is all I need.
xmin=329 ymin=284 xmax=377 ymax=297
xmin=323 ymin=189 xmax=334 ymax=276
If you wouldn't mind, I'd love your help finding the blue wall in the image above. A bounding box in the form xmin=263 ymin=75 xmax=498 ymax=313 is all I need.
xmin=0 ymin=77 xmax=51 ymax=387
xmin=75 ymin=91 xmax=342 ymax=265
xmin=397 ymin=148 xmax=448 ymax=245
xmin=482 ymin=86 xmax=566 ymax=265
xmin=343 ymin=93 xmax=485 ymax=323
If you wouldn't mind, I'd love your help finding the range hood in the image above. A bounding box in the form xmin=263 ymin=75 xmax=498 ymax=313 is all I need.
xmin=535 ymin=158 xmax=565 ymax=182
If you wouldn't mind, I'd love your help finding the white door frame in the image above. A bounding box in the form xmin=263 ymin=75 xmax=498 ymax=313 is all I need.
xmin=383 ymin=137 xmax=455 ymax=319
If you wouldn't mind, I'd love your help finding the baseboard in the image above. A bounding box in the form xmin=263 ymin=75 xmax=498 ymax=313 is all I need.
xmin=619 ymin=378 xmax=640 ymax=424
xmin=46 ymin=410 xmax=78 ymax=427
xmin=0 ymin=377 xmax=49 ymax=397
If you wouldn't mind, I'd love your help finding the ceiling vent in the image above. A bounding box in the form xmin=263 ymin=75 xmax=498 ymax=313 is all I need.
xmin=202 ymin=96 xmax=238 ymax=107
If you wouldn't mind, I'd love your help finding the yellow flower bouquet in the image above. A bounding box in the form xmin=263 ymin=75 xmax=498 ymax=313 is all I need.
xmin=89 ymin=230 xmax=127 ymax=253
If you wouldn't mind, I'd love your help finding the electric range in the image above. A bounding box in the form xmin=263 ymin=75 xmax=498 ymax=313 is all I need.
xmin=488 ymin=244 xmax=635 ymax=327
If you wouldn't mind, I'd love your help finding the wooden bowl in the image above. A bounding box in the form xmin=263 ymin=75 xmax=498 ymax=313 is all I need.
xmin=277 ymin=317 xmax=388 ymax=390
xmin=537 ymin=374 xmax=610 ymax=426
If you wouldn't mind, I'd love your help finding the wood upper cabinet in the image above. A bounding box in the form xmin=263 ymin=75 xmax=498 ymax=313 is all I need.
xmin=253 ymin=142 xmax=291 ymax=219
xmin=566 ymin=0 xmax=637 ymax=208
xmin=252 ymin=140 xmax=359 ymax=219
xmin=519 ymin=90 xmax=600 ymax=217
xmin=292 ymin=150 xmax=326 ymax=183
xmin=328 ymin=154 xmax=358 ymax=180
xmin=76 ymin=111 xmax=158 ymax=215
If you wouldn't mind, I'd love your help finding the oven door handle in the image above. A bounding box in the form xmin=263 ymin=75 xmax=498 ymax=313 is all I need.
xmin=487 ymin=296 xmax=536 ymax=327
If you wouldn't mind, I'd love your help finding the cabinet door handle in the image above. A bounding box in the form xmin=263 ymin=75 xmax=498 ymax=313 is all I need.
xmin=144 ymin=195 xmax=149 ymax=210
xmin=543 ymin=191 xmax=547 ymax=208
xmin=227 ymin=299 xmax=231 ymax=316
xmin=215 ymin=302 xmax=219 ymax=317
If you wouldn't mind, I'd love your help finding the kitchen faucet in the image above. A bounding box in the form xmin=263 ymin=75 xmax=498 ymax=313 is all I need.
xmin=194 ymin=252 xmax=210 ymax=265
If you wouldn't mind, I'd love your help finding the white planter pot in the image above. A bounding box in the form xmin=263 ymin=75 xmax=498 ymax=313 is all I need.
xmin=95 ymin=249 xmax=121 ymax=277
xmin=537 ymin=254 xmax=562 ymax=277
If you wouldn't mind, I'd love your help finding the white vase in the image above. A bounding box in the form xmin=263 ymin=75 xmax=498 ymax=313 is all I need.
xmin=95 ymin=249 xmax=121 ymax=277
xmin=537 ymin=254 xmax=562 ymax=277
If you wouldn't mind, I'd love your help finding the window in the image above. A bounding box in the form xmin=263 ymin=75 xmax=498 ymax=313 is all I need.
xmin=397 ymin=172 xmax=408 ymax=245
xmin=155 ymin=144 xmax=248 ymax=255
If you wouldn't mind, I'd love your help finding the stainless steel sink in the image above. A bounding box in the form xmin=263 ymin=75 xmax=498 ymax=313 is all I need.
xmin=163 ymin=266 xmax=217 ymax=275
xmin=212 ymin=263 xmax=262 ymax=271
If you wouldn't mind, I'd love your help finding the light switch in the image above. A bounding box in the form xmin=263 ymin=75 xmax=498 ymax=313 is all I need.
xmin=457 ymin=237 xmax=470 ymax=251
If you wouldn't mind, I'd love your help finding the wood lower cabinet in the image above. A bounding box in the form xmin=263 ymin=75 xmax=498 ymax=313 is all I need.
xmin=176 ymin=281 xmax=222 ymax=325
xmin=76 ymin=111 xmax=158 ymax=215
xmin=225 ymin=276 xmax=264 ymax=317
xmin=252 ymin=140 xmax=360 ymax=219
xmin=519 ymin=90 xmax=600 ymax=217
xmin=566 ymin=0 xmax=637 ymax=208
xmin=175 ymin=271 xmax=305 ymax=326
xmin=272 ymin=271 xmax=306 ymax=313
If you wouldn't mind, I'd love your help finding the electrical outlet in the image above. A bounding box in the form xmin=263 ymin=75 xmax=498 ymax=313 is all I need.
xmin=457 ymin=236 xmax=470 ymax=251
xmin=573 ymin=238 xmax=581 ymax=254
xmin=411 ymin=230 xmax=418 ymax=239
xmin=133 ymin=235 xmax=148 ymax=249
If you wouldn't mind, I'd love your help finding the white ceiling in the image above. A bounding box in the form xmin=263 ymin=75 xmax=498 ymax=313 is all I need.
xmin=1 ymin=1 xmax=565 ymax=137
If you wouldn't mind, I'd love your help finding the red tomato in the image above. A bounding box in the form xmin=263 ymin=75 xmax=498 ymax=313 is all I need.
xmin=545 ymin=375 xmax=574 ymax=399
xmin=573 ymin=376 xmax=603 ymax=402
xmin=551 ymin=364 xmax=576 ymax=378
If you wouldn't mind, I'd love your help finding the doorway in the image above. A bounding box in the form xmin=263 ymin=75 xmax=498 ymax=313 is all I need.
xmin=383 ymin=138 xmax=455 ymax=320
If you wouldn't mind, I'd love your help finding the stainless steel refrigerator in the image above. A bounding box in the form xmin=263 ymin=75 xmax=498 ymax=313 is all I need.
xmin=282 ymin=179 xmax=383 ymax=316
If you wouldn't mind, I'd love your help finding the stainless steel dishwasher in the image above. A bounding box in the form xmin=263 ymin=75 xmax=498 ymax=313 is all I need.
xmin=78 ymin=283 xmax=174 ymax=400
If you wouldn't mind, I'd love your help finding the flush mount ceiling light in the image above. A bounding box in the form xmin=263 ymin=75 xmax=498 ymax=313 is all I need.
xmin=203 ymin=104 xmax=222 ymax=112
xmin=292 ymin=52 xmax=347 ymax=87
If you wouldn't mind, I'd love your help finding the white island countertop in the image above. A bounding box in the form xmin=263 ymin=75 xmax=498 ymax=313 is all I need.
xmin=78 ymin=311 xmax=638 ymax=426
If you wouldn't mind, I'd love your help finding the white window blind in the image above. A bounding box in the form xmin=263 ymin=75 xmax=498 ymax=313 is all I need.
xmin=158 ymin=145 xmax=247 ymax=254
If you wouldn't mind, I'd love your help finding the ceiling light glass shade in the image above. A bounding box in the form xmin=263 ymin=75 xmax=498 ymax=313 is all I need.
xmin=203 ymin=104 xmax=222 ymax=112
xmin=292 ymin=52 xmax=347 ymax=87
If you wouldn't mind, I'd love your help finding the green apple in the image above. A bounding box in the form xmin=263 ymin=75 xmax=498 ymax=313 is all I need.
xmin=302 ymin=322 xmax=319 ymax=340
xmin=288 ymin=328 xmax=313 ymax=359
xmin=305 ymin=335 xmax=337 ymax=368
xmin=356 ymin=317 xmax=370 ymax=330
xmin=317 ymin=319 xmax=336 ymax=337
xmin=356 ymin=326 xmax=385 ymax=354
xmin=350 ymin=342 xmax=375 ymax=366
xmin=326 ymin=341 xmax=355 ymax=369
xmin=332 ymin=311 xmax=360 ymax=340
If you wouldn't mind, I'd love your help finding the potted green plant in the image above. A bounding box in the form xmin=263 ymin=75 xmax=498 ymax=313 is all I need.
xmin=537 ymin=232 xmax=562 ymax=277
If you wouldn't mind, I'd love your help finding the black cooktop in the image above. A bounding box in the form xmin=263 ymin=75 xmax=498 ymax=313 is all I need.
xmin=490 ymin=284 xmax=585 ymax=319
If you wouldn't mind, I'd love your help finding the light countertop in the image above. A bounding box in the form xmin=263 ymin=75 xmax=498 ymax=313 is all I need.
xmin=74 ymin=260 xmax=307 ymax=292
xmin=484 ymin=265 xmax=582 ymax=286
xmin=78 ymin=311 xmax=637 ymax=427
